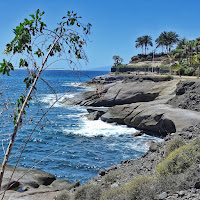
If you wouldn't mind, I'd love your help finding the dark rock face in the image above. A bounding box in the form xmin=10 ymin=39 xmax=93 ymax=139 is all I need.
xmin=101 ymin=103 xmax=200 ymax=136
xmin=168 ymin=80 xmax=200 ymax=112
xmin=85 ymin=108 xmax=108 ymax=120
xmin=86 ymin=73 xmax=173 ymax=85
xmin=85 ymin=111 xmax=102 ymax=120
xmin=1 ymin=165 xmax=56 ymax=191
xmin=64 ymin=80 xmax=162 ymax=107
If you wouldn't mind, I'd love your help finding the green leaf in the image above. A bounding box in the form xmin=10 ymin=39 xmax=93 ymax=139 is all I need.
xmin=0 ymin=59 xmax=14 ymax=76
xmin=30 ymin=14 xmax=35 ymax=19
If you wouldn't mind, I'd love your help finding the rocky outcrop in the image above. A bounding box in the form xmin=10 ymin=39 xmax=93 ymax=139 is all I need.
xmin=86 ymin=73 xmax=173 ymax=85
xmin=63 ymin=74 xmax=200 ymax=136
xmin=0 ymin=165 xmax=79 ymax=200
xmin=1 ymin=164 xmax=56 ymax=190
xmin=63 ymin=77 xmax=176 ymax=107
xmin=168 ymin=80 xmax=200 ymax=112
xmin=101 ymin=103 xmax=200 ymax=136
xmin=85 ymin=107 xmax=108 ymax=120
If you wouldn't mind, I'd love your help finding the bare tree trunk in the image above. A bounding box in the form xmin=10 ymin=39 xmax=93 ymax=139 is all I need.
xmin=0 ymin=36 xmax=61 ymax=189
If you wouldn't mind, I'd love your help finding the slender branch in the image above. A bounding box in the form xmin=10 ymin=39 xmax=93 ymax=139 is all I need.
xmin=0 ymin=34 xmax=61 ymax=189
xmin=1 ymin=89 xmax=71 ymax=198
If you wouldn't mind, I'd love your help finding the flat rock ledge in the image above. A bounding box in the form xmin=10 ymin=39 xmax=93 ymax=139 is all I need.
xmin=63 ymin=74 xmax=200 ymax=136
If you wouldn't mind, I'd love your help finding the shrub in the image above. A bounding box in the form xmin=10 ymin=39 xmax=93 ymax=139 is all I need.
xmin=74 ymin=184 xmax=102 ymax=200
xmin=165 ymin=137 xmax=185 ymax=157
xmin=184 ymin=66 xmax=195 ymax=76
xmin=146 ymin=55 xmax=152 ymax=60
xmin=100 ymin=176 xmax=154 ymax=200
xmin=100 ymin=187 xmax=125 ymax=200
xmin=156 ymin=139 xmax=200 ymax=176
xmin=124 ymin=176 xmax=154 ymax=199
xmin=159 ymin=64 xmax=170 ymax=70
xmin=104 ymin=172 xmax=120 ymax=186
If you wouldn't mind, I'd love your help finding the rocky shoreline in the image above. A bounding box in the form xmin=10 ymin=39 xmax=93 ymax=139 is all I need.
xmin=63 ymin=72 xmax=200 ymax=137
xmin=2 ymin=72 xmax=200 ymax=199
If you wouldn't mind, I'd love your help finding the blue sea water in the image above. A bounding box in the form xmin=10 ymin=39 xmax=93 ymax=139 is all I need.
xmin=0 ymin=69 xmax=162 ymax=184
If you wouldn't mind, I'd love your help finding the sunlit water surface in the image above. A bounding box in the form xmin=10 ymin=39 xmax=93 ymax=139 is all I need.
xmin=0 ymin=70 xmax=163 ymax=183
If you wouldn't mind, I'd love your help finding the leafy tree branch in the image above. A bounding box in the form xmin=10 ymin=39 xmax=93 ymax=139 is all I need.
xmin=0 ymin=9 xmax=91 ymax=190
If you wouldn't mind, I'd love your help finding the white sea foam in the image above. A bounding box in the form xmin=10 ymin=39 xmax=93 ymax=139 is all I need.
xmin=39 ymin=93 xmax=75 ymax=108
xmin=66 ymin=105 xmax=87 ymax=113
xmin=124 ymin=134 xmax=163 ymax=152
xmin=61 ymin=82 xmax=82 ymax=87
xmin=63 ymin=117 xmax=137 ymax=137
xmin=61 ymin=82 xmax=93 ymax=91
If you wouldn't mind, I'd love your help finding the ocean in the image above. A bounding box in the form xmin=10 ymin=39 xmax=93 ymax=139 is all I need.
xmin=0 ymin=69 xmax=162 ymax=183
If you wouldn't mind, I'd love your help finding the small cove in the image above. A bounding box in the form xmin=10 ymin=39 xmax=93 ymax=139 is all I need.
xmin=0 ymin=70 xmax=163 ymax=183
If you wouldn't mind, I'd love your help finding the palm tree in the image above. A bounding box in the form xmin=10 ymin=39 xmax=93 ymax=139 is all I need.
xmin=135 ymin=37 xmax=144 ymax=54
xmin=167 ymin=31 xmax=179 ymax=53
xmin=155 ymin=32 xmax=167 ymax=53
xmin=156 ymin=31 xmax=179 ymax=53
xmin=176 ymin=37 xmax=188 ymax=49
xmin=142 ymin=35 xmax=153 ymax=55
xmin=135 ymin=35 xmax=153 ymax=55
xmin=184 ymin=40 xmax=195 ymax=65
xmin=171 ymin=59 xmax=184 ymax=77
xmin=167 ymin=53 xmax=179 ymax=74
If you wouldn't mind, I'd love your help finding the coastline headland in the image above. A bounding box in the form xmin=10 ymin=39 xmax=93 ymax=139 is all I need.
xmin=2 ymin=72 xmax=200 ymax=199
xmin=63 ymin=72 xmax=200 ymax=137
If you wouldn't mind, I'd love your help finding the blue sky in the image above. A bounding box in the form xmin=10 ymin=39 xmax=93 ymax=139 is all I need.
xmin=0 ymin=0 xmax=200 ymax=70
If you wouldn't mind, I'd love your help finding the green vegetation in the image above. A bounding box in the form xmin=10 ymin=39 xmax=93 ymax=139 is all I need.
xmin=165 ymin=137 xmax=185 ymax=157
xmin=74 ymin=184 xmax=102 ymax=200
xmin=131 ymin=30 xmax=200 ymax=76
xmin=114 ymin=64 xmax=152 ymax=68
xmin=113 ymin=55 xmax=123 ymax=67
xmin=100 ymin=187 xmax=124 ymax=200
xmin=100 ymin=139 xmax=200 ymax=200
xmin=100 ymin=176 xmax=155 ymax=200
xmin=156 ymin=139 xmax=200 ymax=176
xmin=159 ymin=64 xmax=170 ymax=70
xmin=104 ymin=172 xmax=120 ymax=186
xmin=155 ymin=31 xmax=179 ymax=53
xmin=0 ymin=9 xmax=91 ymax=189
xmin=135 ymin=35 xmax=153 ymax=55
